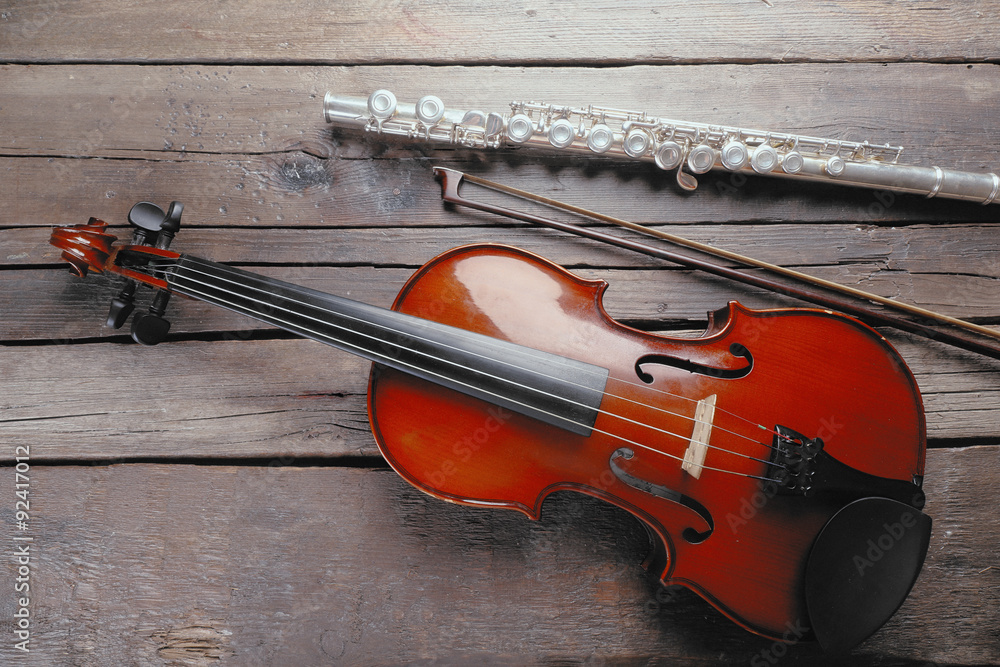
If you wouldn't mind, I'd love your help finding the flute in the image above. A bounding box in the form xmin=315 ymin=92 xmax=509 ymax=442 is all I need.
xmin=324 ymin=89 xmax=1000 ymax=205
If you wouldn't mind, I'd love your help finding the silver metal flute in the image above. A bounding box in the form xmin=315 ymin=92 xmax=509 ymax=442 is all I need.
xmin=324 ymin=89 xmax=1000 ymax=205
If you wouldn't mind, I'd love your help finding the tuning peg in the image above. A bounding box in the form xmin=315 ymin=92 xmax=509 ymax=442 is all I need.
xmin=127 ymin=201 xmax=168 ymax=245
xmin=108 ymin=202 xmax=165 ymax=326
xmin=155 ymin=201 xmax=183 ymax=250
xmin=131 ymin=313 xmax=171 ymax=345
xmin=163 ymin=201 xmax=183 ymax=232
xmin=128 ymin=201 xmax=166 ymax=232
xmin=120 ymin=200 xmax=184 ymax=344
xmin=107 ymin=284 xmax=137 ymax=329
xmin=131 ymin=289 xmax=172 ymax=345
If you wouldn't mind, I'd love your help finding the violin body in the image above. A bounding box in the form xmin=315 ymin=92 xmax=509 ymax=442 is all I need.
xmin=370 ymin=244 xmax=928 ymax=647
xmin=50 ymin=215 xmax=931 ymax=651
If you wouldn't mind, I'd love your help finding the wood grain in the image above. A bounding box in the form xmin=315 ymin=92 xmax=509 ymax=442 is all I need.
xmin=2 ymin=63 xmax=996 ymax=229
xmin=3 ymin=332 xmax=998 ymax=462
xmin=6 ymin=222 xmax=1000 ymax=358
xmin=2 ymin=64 xmax=995 ymax=160
xmin=7 ymin=221 xmax=1000 ymax=273
xmin=0 ymin=447 xmax=996 ymax=665
xmin=2 ymin=1 xmax=998 ymax=64
xmin=2 ymin=2 xmax=998 ymax=664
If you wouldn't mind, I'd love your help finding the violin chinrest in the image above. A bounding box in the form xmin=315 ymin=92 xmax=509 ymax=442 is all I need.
xmin=805 ymin=496 xmax=932 ymax=652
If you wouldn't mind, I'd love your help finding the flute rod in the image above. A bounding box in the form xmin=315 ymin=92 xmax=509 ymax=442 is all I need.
xmin=433 ymin=167 xmax=1000 ymax=362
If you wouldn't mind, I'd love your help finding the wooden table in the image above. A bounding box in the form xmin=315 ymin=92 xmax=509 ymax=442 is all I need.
xmin=2 ymin=2 xmax=998 ymax=664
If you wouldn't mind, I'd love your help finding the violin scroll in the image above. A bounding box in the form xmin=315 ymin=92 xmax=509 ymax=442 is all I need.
xmin=49 ymin=201 xmax=185 ymax=345
xmin=49 ymin=217 xmax=119 ymax=278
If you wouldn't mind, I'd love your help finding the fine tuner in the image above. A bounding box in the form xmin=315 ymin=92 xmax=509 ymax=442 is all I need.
xmin=324 ymin=89 xmax=1000 ymax=205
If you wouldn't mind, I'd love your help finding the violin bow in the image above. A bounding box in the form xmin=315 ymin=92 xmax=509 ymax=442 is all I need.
xmin=434 ymin=167 xmax=1000 ymax=362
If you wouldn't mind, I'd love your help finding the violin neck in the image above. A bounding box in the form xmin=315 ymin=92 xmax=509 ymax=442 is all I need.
xmin=163 ymin=254 xmax=607 ymax=435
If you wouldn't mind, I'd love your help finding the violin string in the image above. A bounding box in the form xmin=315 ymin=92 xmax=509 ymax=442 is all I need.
xmin=148 ymin=258 xmax=787 ymax=476
xmin=121 ymin=249 xmax=791 ymax=449
xmin=604 ymin=376 xmax=785 ymax=452
xmin=141 ymin=259 xmax=790 ymax=479
xmin=161 ymin=258 xmax=783 ymax=457
xmin=149 ymin=256 xmax=786 ymax=451
xmin=143 ymin=259 xmax=708 ymax=429
xmin=156 ymin=268 xmax=766 ymax=476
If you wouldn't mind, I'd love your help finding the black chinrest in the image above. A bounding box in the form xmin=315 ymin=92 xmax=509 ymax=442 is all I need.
xmin=805 ymin=496 xmax=932 ymax=653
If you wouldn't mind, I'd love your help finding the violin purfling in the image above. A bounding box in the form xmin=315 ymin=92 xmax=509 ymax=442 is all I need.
xmin=51 ymin=202 xmax=932 ymax=652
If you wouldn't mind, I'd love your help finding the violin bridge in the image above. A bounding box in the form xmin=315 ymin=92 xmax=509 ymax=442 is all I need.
xmin=682 ymin=394 xmax=717 ymax=479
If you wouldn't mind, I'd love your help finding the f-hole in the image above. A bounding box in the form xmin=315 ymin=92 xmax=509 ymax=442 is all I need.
xmin=636 ymin=342 xmax=753 ymax=383
xmin=609 ymin=448 xmax=715 ymax=544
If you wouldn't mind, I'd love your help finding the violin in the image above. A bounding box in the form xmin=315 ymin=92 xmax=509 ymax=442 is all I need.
xmin=50 ymin=201 xmax=932 ymax=652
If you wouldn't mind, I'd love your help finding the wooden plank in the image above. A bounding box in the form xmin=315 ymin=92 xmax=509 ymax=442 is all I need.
xmin=1 ymin=1 xmax=998 ymax=64
xmin=1 ymin=64 xmax=997 ymax=167
xmin=7 ymin=261 xmax=1000 ymax=343
xmin=0 ymin=447 xmax=996 ymax=664
xmin=3 ymin=64 xmax=997 ymax=228
xmin=7 ymin=215 xmax=1000 ymax=342
xmin=9 ymin=219 xmax=1000 ymax=282
xmin=3 ymin=332 xmax=998 ymax=461
xmin=2 ymin=64 xmax=997 ymax=227
xmin=1 ymin=338 xmax=375 ymax=460
xmin=3 ymin=152 xmax=1000 ymax=230
xmin=8 ymin=220 xmax=1000 ymax=272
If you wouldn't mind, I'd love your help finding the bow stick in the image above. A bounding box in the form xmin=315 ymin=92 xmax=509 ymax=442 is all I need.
xmin=433 ymin=167 xmax=1000 ymax=362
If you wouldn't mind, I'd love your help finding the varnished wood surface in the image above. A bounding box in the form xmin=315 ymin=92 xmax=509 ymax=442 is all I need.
xmin=1 ymin=1 xmax=998 ymax=664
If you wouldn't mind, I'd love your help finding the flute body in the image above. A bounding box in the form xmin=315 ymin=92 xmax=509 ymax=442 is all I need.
xmin=324 ymin=90 xmax=1000 ymax=205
